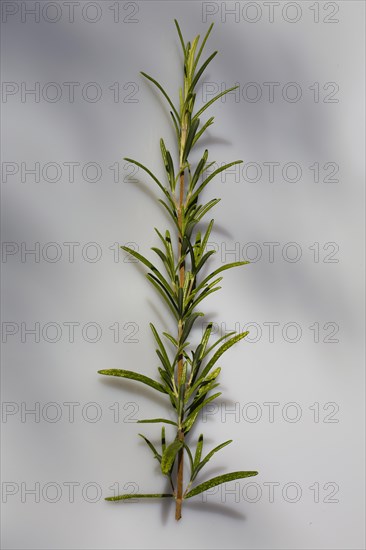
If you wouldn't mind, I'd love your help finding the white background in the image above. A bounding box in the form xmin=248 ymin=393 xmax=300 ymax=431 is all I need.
xmin=1 ymin=1 xmax=365 ymax=549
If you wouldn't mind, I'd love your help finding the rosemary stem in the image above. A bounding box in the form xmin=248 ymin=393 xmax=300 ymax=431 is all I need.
xmin=175 ymin=167 xmax=185 ymax=521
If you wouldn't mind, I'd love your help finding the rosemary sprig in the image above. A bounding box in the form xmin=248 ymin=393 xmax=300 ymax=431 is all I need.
xmin=98 ymin=19 xmax=258 ymax=521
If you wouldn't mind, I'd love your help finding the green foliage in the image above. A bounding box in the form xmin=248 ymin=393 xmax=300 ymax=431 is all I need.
xmin=99 ymin=18 xmax=258 ymax=519
xmin=98 ymin=369 xmax=167 ymax=394
xmin=106 ymin=493 xmax=173 ymax=501
xmin=185 ymin=471 xmax=259 ymax=499
xmin=161 ymin=438 xmax=184 ymax=475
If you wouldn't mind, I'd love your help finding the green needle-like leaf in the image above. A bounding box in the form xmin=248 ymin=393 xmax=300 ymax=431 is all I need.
xmin=192 ymin=117 xmax=215 ymax=148
xmin=202 ymin=330 xmax=236 ymax=359
xmin=187 ymin=35 xmax=200 ymax=77
xmin=158 ymin=198 xmax=179 ymax=227
xmin=138 ymin=418 xmax=178 ymax=426
xmin=161 ymin=426 xmax=166 ymax=453
xmin=146 ymin=273 xmax=179 ymax=320
xmin=183 ymin=117 xmax=200 ymax=162
xmin=106 ymin=493 xmax=173 ymax=501
xmin=188 ymin=160 xmax=243 ymax=207
xmin=189 ymin=51 xmax=218 ymax=93
xmin=150 ymin=323 xmax=172 ymax=373
xmin=121 ymin=245 xmax=172 ymax=289
xmin=199 ymin=323 xmax=213 ymax=352
xmin=192 ymin=22 xmax=214 ymax=74
xmin=195 ymin=198 xmax=221 ymax=221
xmin=193 ymin=434 xmax=204 ymax=472
xmin=183 ymin=443 xmax=194 ymax=474
xmin=187 ymin=366 xmax=221 ymax=400
xmin=151 ymin=246 xmax=172 ymax=278
xmin=158 ymin=367 xmax=175 ymax=394
xmin=199 ymin=331 xmax=249 ymax=380
xmin=193 ymin=440 xmax=232 ymax=479
xmin=177 ymin=287 xmax=184 ymax=316
xmin=193 ymin=85 xmax=240 ymax=121
xmin=185 ymin=285 xmax=221 ymax=316
xmin=174 ymin=19 xmax=186 ymax=57
xmin=140 ymin=71 xmax=180 ymax=123
xmin=161 ymin=438 xmax=184 ymax=475
xmin=160 ymin=138 xmax=176 ymax=191
xmin=196 ymin=261 xmax=249 ymax=293
xmin=183 ymin=392 xmax=221 ymax=433
xmin=154 ymin=229 xmax=175 ymax=276
xmin=190 ymin=149 xmax=208 ymax=192
xmin=181 ymin=312 xmax=204 ymax=343
xmin=139 ymin=433 xmax=162 ymax=462
xmin=123 ymin=157 xmax=175 ymax=209
xmin=195 ymin=249 xmax=216 ymax=274
xmin=121 ymin=246 xmax=178 ymax=314
xmin=187 ymin=375 xmax=220 ymax=412
xmin=98 ymin=369 xmax=167 ymax=394
xmin=157 ymin=352 xmax=172 ymax=380
xmin=201 ymin=219 xmax=214 ymax=253
xmin=162 ymin=331 xmax=179 ymax=347
xmin=185 ymin=471 xmax=258 ymax=499
xmin=170 ymin=110 xmax=180 ymax=143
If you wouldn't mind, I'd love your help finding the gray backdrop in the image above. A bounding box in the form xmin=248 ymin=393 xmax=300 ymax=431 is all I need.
xmin=1 ymin=1 xmax=365 ymax=549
